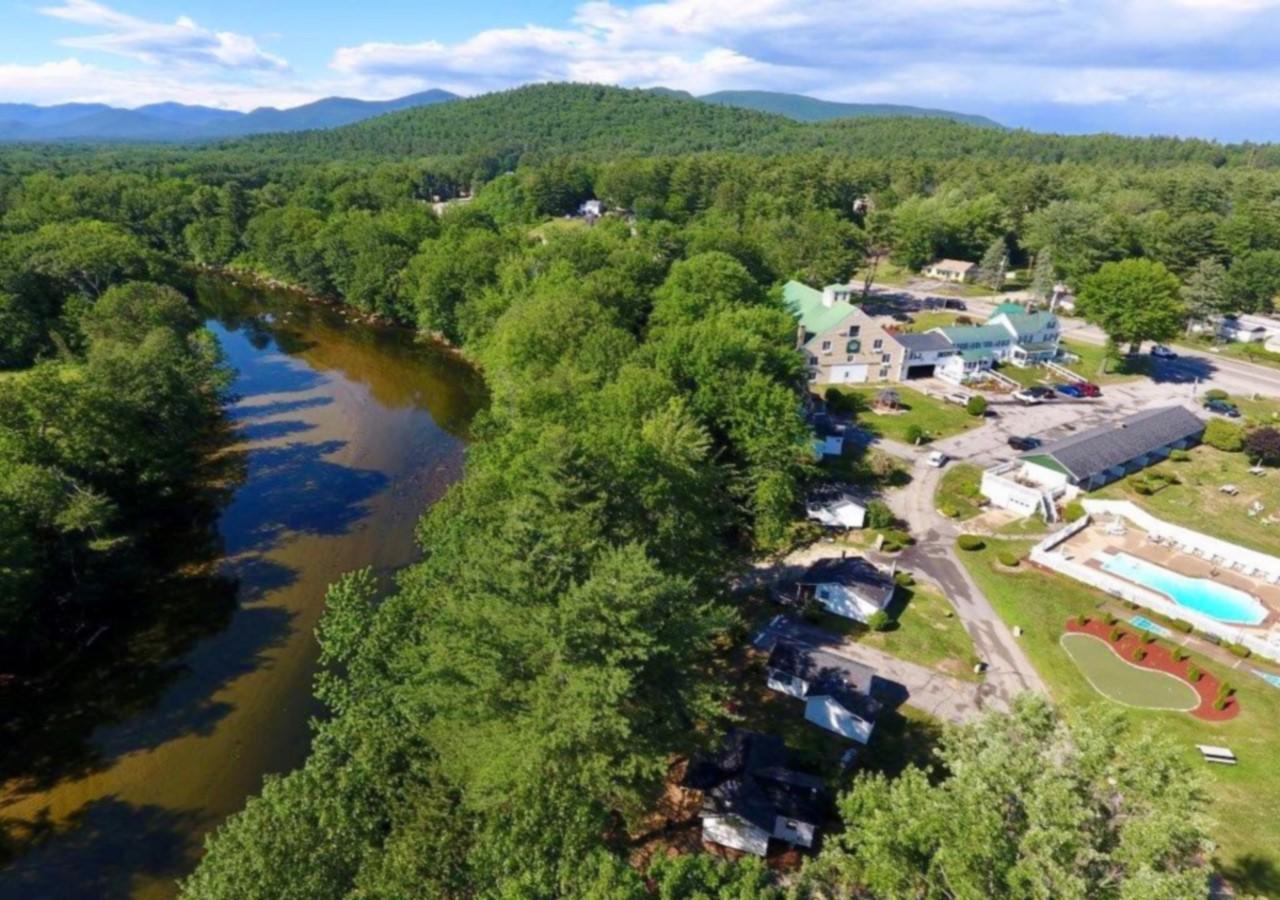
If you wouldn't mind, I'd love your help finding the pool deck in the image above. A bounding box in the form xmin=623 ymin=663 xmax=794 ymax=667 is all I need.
xmin=1059 ymin=523 xmax=1280 ymax=632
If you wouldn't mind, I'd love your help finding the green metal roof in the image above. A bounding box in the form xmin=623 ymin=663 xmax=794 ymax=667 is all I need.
xmin=988 ymin=302 xmax=1026 ymax=318
xmin=937 ymin=324 xmax=1013 ymax=346
xmin=957 ymin=347 xmax=996 ymax=362
xmin=994 ymin=311 xmax=1057 ymax=337
xmin=783 ymin=280 xmax=856 ymax=335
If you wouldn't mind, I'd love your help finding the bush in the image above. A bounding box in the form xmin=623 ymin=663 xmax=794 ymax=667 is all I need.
xmin=867 ymin=610 xmax=891 ymax=632
xmin=938 ymin=503 xmax=959 ymax=518
xmin=1187 ymin=664 xmax=1202 ymax=682
xmin=1132 ymin=646 xmax=1147 ymax=662
xmin=1204 ymin=388 xmax=1229 ymax=401
xmin=801 ymin=599 xmax=824 ymax=624
xmin=904 ymin=423 xmax=926 ymax=445
xmin=1102 ymin=612 xmax=1118 ymax=626
xmin=997 ymin=550 xmax=1021 ymax=567
xmin=1213 ymin=697 xmax=1228 ymax=711
xmin=1140 ymin=631 xmax=1156 ymax=645
xmin=1227 ymin=642 xmax=1252 ymax=659
xmin=1063 ymin=500 xmax=1086 ymax=523
xmin=1169 ymin=448 xmax=1190 ymax=462
xmin=957 ymin=535 xmax=985 ymax=551
xmin=1204 ymin=418 xmax=1246 ymax=452
xmin=1172 ymin=647 xmax=1189 ymax=662
xmin=966 ymin=395 xmax=988 ymax=417
xmin=893 ymin=571 xmax=915 ymax=587
xmin=1110 ymin=626 xmax=1124 ymax=642
xmin=879 ymin=529 xmax=913 ymax=552
xmin=1170 ymin=618 xmax=1193 ymax=634
xmin=1245 ymin=426 xmax=1280 ymax=466
xmin=865 ymin=500 xmax=895 ymax=530
xmin=1219 ymin=681 xmax=1236 ymax=697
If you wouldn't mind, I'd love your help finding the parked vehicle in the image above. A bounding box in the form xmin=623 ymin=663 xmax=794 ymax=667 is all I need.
xmin=1007 ymin=435 xmax=1040 ymax=451
xmin=944 ymin=391 xmax=971 ymax=406
xmin=1077 ymin=382 xmax=1102 ymax=398
xmin=1204 ymin=398 xmax=1241 ymax=418
xmin=1013 ymin=389 xmax=1043 ymax=406
xmin=1151 ymin=345 xmax=1178 ymax=359
xmin=944 ymin=299 xmax=967 ymax=311
xmin=1027 ymin=385 xmax=1056 ymax=399
xmin=926 ymin=450 xmax=948 ymax=468
xmin=1055 ymin=383 xmax=1085 ymax=398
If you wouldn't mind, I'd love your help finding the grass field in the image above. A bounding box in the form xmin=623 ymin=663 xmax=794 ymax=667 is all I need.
xmin=1059 ymin=340 xmax=1152 ymax=384
xmin=903 ymin=310 xmax=965 ymax=332
xmin=1222 ymin=393 xmax=1280 ymax=427
xmin=826 ymin=385 xmax=981 ymax=444
xmin=934 ymin=463 xmax=985 ymax=520
xmin=1094 ymin=445 xmax=1280 ymax=557
xmin=1060 ymin=632 xmax=1200 ymax=710
xmin=959 ymin=539 xmax=1280 ymax=896
xmin=1179 ymin=336 xmax=1280 ymax=373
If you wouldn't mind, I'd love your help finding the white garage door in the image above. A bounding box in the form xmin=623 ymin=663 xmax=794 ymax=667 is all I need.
xmin=831 ymin=364 xmax=869 ymax=384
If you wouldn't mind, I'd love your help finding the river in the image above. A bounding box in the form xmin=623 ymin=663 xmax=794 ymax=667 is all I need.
xmin=0 ymin=278 xmax=485 ymax=899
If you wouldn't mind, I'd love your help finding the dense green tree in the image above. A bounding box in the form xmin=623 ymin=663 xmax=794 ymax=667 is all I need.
xmin=1077 ymin=258 xmax=1186 ymax=351
xmin=649 ymin=251 xmax=764 ymax=328
xmin=1031 ymin=248 xmax=1056 ymax=302
xmin=977 ymin=236 xmax=1008 ymax=290
xmin=1224 ymin=249 xmax=1280 ymax=314
xmin=798 ymin=696 xmax=1210 ymax=900
xmin=1181 ymin=258 xmax=1229 ymax=325
xmin=20 ymin=220 xmax=155 ymax=299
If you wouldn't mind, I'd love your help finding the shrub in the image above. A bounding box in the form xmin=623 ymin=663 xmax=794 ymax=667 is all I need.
xmin=1131 ymin=646 xmax=1147 ymax=662
xmin=1245 ymin=426 xmax=1280 ymax=466
xmin=867 ymin=610 xmax=891 ymax=632
xmin=1127 ymin=474 xmax=1153 ymax=495
xmin=966 ymin=395 xmax=988 ymax=417
xmin=1219 ymin=681 xmax=1236 ymax=697
xmin=1187 ymin=664 xmax=1202 ymax=682
xmin=1102 ymin=612 xmax=1118 ymax=626
xmin=957 ymin=534 xmax=985 ymax=551
xmin=865 ymin=500 xmax=895 ymax=530
xmin=1204 ymin=418 xmax=1246 ymax=452
xmin=879 ymin=529 xmax=913 ymax=552
xmin=1169 ymin=448 xmax=1190 ymax=462
xmin=893 ymin=571 xmax=915 ymax=587
xmin=823 ymin=386 xmax=844 ymax=409
xmin=1170 ymin=618 xmax=1193 ymax=634
xmin=997 ymin=550 xmax=1021 ymax=567
xmin=1204 ymin=388 xmax=1229 ymax=401
xmin=1227 ymin=642 xmax=1252 ymax=659
xmin=904 ymin=423 xmax=926 ymax=445
xmin=801 ymin=599 xmax=823 ymax=624
xmin=938 ymin=502 xmax=959 ymax=519
xmin=1073 ymin=614 xmax=1090 ymax=627
xmin=1110 ymin=626 xmax=1124 ymax=642
xmin=1140 ymin=631 xmax=1156 ymax=645
xmin=1213 ymin=697 xmax=1228 ymax=711
xmin=1063 ymin=501 xmax=1086 ymax=523
xmin=1172 ymin=647 xmax=1189 ymax=662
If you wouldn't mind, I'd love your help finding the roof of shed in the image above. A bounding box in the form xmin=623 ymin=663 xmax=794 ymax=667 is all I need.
xmin=1024 ymin=406 xmax=1205 ymax=482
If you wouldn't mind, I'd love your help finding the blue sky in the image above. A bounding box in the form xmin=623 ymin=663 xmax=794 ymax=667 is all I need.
xmin=6 ymin=0 xmax=1280 ymax=140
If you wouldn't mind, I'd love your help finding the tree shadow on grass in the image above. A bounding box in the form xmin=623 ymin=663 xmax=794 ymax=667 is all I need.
xmin=1218 ymin=852 xmax=1280 ymax=899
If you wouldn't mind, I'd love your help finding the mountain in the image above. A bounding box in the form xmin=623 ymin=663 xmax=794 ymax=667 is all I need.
xmin=0 ymin=89 xmax=459 ymax=142
xmin=697 ymin=90 xmax=1003 ymax=128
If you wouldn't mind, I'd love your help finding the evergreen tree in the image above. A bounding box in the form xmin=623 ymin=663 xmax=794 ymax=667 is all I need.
xmin=978 ymin=236 xmax=1008 ymax=290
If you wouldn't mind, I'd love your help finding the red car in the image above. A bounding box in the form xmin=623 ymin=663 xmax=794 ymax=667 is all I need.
xmin=1076 ymin=382 xmax=1102 ymax=398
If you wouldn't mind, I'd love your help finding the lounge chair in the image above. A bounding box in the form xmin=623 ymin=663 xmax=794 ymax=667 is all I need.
xmin=1196 ymin=745 xmax=1238 ymax=765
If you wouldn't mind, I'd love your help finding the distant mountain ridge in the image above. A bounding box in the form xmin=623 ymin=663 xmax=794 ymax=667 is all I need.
xmin=0 ymin=85 xmax=998 ymax=143
xmin=696 ymin=90 xmax=1003 ymax=129
xmin=0 ymin=89 xmax=459 ymax=142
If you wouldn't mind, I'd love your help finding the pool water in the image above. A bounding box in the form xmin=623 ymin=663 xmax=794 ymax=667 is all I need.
xmin=1129 ymin=615 xmax=1173 ymax=638
xmin=1101 ymin=552 xmax=1268 ymax=626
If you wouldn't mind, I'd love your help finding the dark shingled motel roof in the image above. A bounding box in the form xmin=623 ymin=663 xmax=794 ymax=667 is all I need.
xmin=1022 ymin=405 xmax=1205 ymax=483
xmin=890 ymin=331 xmax=954 ymax=353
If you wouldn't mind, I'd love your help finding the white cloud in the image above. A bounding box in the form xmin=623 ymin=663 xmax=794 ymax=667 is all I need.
xmin=41 ymin=0 xmax=287 ymax=71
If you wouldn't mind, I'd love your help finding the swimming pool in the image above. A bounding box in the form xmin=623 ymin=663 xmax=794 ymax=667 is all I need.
xmin=1101 ymin=552 xmax=1268 ymax=626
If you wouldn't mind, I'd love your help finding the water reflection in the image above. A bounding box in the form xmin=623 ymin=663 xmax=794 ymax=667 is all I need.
xmin=0 ymin=278 xmax=483 ymax=899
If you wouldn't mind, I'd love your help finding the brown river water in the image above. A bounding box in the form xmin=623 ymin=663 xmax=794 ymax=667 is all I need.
xmin=0 ymin=278 xmax=485 ymax=899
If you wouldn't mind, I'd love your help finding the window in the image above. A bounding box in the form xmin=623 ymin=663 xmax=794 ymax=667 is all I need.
xmin=821 ymin=340 xmax=831 ymax=352
xmin=881 ymin=353 xmax=892 ymax=363
xmin=846 ymin=339 xmax=861 ymax=354
xmin=848 ymin=325 xmax=861 ymax=337
xmin=878 ymin=367 xmax=889 ymax=378
xmin=873 ymin=338 xmax=883 ymax=350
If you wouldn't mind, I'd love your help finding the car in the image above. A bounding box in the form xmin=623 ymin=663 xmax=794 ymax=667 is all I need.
xmin=1151 ymin=345 xmax=1178 ymax=359
xmin=1077 ymin=382 xmax=1102 ymax=398
xmin=1055 ymin=383 xmax=1085 ymax=398
xmin=944 ymin=391 xmax=972 ymax=406
xmin=926 ymin=450 xmax=948 ymax=468
xmin=943 ymin=298 xmax=967 ymax=311
xmin=1204 ymin=398 xmax=1241 ymax=418
xmin=1027 ymin=385 xmax=1056 ymax=399
xmin=1007 ymin=435 xmax=1040 ymax=451
xmin=1013 ymin=389 xmax=1044 ymax=405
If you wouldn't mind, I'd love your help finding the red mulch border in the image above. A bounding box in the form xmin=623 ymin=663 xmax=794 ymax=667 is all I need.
xmin=1064 ymin=618 xmax=1240 ymax=721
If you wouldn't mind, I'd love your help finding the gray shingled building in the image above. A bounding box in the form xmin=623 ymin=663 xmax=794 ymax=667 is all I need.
xmin=1020 ymin=405 xmax=1205 ymax=490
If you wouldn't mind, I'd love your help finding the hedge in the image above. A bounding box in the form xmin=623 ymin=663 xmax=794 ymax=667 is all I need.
xmin=997 ymin=550 xmax=1021 ymax=567
xmin=957 ymin=535 xmax=985 ymax=551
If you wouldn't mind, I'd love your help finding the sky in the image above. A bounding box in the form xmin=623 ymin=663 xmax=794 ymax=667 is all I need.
xmin=5 ymin=0 xmax=1280 ymax=140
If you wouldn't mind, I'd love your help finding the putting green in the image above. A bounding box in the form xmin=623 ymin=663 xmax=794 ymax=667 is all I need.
xmin=1060 ymin=633 xmax=1200 ymax=711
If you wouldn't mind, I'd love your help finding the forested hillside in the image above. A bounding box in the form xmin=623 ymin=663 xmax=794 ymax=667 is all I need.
xmin=698 ymin=89 xmax=1003 ymax=128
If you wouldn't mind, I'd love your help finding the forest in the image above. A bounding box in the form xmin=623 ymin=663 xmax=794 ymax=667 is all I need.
xmin=0 ymin=83 xmax=1267 ymax=896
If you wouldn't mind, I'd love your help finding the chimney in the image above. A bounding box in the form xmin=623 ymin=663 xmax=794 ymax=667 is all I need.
xmin=821 ymin=286 xmax=836 ymax=308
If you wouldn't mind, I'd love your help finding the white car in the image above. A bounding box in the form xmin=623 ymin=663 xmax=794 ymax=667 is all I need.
xmin=1012 ymin=389 xmax=1043 ymax=405
xmin=944 ymin=391 xmax=971 ymax=406
xmin=926 ymin=450 xmax=948 ymax=468
xmin=1151 ymin=344 xmax=1178 ymax=359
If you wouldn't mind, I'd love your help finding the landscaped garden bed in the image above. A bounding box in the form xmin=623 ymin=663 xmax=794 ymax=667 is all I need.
xmin=1064 ymin=616 xmax=1240 ymax=721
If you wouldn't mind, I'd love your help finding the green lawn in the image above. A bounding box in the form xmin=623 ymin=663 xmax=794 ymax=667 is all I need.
xmin=903 ymin=310 xmax=965 ymax=333
xmin=825 ymin=385 xmax=981 ymax=444
xmin=1060 ymin=632 xmax=1200 ymax=710
xmin=1094 ymin=445 xmax=1280 ymax=557
xmin=862 ymin=581 xmax=982 ymax=680
xmin=819 ymin=444 xmax=912 ymax=491
xmin=958 ymin=539 xmax=1280 ymax=897
xmin=934 ymin=463 xmax=985 ymax=520
xmin=1179 ymin=335 xmax=1280 ymax=373
xmin=1222 ymin=393 xmax=1280 ymax=427
xmin=992 ymin=515 xmax=1050 ymax=538
xmin=1059 ymin=340 xmax=1154 ymax=384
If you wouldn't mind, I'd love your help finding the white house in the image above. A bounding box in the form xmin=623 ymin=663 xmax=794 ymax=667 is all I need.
xmin=766 ymin=642 xmax=882 ymax=744
xmin=1218 ymin=316 xmax=1268 ymax=343
xmin=795 ymin=557 xmax=896 ymax=623
xmin=923 ymin=259 xmax=977 ymax=283
xmin=684 ymin=730 xmax=827 ymax=856
xmin=806 ymin=488 xmax=866 ymax=529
